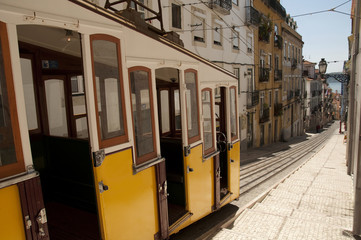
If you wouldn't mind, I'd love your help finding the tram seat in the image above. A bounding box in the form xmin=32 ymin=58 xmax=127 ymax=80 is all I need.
xmin=160 ymin=137 xmax=186 ymax=206
xmin=42 ymin=136 xmax=96 ymax=212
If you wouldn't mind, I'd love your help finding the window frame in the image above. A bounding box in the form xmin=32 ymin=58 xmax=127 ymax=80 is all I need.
xmin=184 ymin=69 xmax=201 ymax=145
xmin=0 ymin=22 xmax=25 ymax=179
xmin=171 ymin=3 xmax=182 ymax=29
xmin=128 ymin=66 xmax=157 ymax=166
xmin=229 ymin=86 xmax=238 ymax=141
xmin=90 ymin=34 xmax=128 ymax=149
xmin=201 ymin=88 xmax=215 ymax=155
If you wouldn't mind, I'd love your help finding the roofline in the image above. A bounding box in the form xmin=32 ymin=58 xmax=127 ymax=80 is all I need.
xmin=68 ymin=0 xmax=237 ymax=80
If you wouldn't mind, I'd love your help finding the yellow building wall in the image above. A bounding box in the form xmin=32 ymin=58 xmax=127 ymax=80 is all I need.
xmin=0 ymin=185 xmax=26 ymax=240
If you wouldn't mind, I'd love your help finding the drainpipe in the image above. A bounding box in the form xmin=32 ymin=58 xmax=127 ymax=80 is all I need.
xmin=352 ymin=0 xmax=361 ymax=235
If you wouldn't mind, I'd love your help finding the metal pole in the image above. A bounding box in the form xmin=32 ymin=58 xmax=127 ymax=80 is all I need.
xmin=352 ymin=0 xmax=361 ymax=235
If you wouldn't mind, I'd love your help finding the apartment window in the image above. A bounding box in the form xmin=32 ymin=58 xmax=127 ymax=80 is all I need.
xmin=172 ymin=3 xmax=181 ymax=29
xmin=192 ymin=10 xmax=205 ymax=42
xmin=275 ymin=90 xmax=279 ymax=104
xmin=234 ymin=68 xmax=240 ymax=94
xmin=275 ymin=55 xmax=279 ymax=70
xmin=232 ymin=31 xmax=239 ymax=50
xmin=247 ymin=35 xmax=253 ymax=53
xmin=284 ymin=42 xmax=287 ymax=60
xmin=288 ymin=43 xmax=291 ymax=60
xmin=268 ymin=90 xmax=272 ymax=108
xmin=213 ymin=22 xmax=222 ymax=46
xmin=91 ymin=34 xmax=128 ymax=148
xmin=268 ymin=54 xmax=272 ymax=69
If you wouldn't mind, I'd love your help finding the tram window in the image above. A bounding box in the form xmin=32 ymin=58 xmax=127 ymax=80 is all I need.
xmin=174 ymin=89 xmax=181 ymax=131
xmin=129 ymin=67 xmax=157 ymax=165
xmin=230 ymin=87 xmax=238 ymax=140
xmin=185 ymin=69 xmax=200 ymax=144
xmin=90 ymin=34 xmax=127 ymax=147
xmin=0 ymin=22 xmax=24 ymax=178
xmin=160 ymin=90 xmax=170 ymax=134
xmin=20 ymin=57 xmax=39 ymax=131
xmin=45 ymin=79 xmax=69 ymax=137
xmin=202 ymin=89 xmax=215 ymax=154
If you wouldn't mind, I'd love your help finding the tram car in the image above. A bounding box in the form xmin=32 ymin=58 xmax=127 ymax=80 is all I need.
xmin=0 ymin=0 xmax=241 ymax=239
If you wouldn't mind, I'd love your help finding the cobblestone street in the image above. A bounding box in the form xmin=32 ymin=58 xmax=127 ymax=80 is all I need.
xmin=212 ymin=127 xmax=354 ymax=239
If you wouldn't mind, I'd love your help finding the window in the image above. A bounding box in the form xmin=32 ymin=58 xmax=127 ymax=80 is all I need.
xmin=185 ymin=69 xmax=200 ymax=144
xmin=247 ymin=35 xmax=253 ymax=53
xmin=288 ymin=43 xmax=290 ymax=60
xmin=268 ymin=54 xmax=272 ymax=69
xmin=232 ymin=0 xmax=238 ymax=5
xmin=192 ymin=10 xmax=205 ymax=42
xmin=213 ymin=22 xmax=222 ymax=46
xmin=20 ymin=55 xmax=40 ymax=133
xmin=0 ymin=22 xmax=25 ymax=178
xmin=284 ymin=41 xmax=287 ymax=60
xmin=71 ymin=75 xmax=88 ymax=139
xmin=232 ymin=31 xmax=239 ymax=50
xmin=230 ymin=87 xmax=238 ymax=140
xmin=130 ymin=0 xmax=146 ymax=19
xmin=159 ymin=89 xmax=170 ymax=134
xmin=172 ymin=3 xmax=181 ymax=29
xmin=129 ymin=67 xmax=157 ymax=165
xmin=275 ymin=55 xmax=279 ymax=70
xmin=202 ymin=89 xmax=215 ymax=155
xmin=90 ymin=34 xmax=128 ymax=148
xmin=268 ymin=90 xmax=272 ymax=108
xmin=234 ymin=68 xmax=240 ymax=94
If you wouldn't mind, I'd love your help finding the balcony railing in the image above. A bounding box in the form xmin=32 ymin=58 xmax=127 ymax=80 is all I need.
xmin=259 ymin=67 xmax=270 ymax=82
xmin=259 ymin=24 xmax=270 ymax=42
xmin=274 ymin=69 xmax=282 ymax=81
xmin=259 ymin=106 xmax=270 ymax=123
xmin=247 ymin=90 xmax=259 ymax=108
xmin=262 ymin=0 xmax=286 ymax=19
xmin=274 ymin=103 xmax=283 ymax=116
xmin=245 ymin=6 xmax=260 ymax=26
xmin=209 ymin=0 xmax=232 ymax=15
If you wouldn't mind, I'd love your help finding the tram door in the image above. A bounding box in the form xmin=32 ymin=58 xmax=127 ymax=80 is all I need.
xmin=18 ymin=25 xmax=100 ymax=240
xmin=215 ymin=87 xmax=230 ymax=203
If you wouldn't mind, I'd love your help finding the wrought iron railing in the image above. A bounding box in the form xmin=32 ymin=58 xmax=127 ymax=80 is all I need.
xmin=259 ymin=67 xmax=270 ymax=82
xmin=209 ymin=0 xmax=232 ymax=14
xmin=274 ymin=69 xmax=282 ymax=81
xmin=247 ymin=90 xmax=259 ymax=108
xmin=259 ymin=107 xmax=270 ymax=123
xmin=245 ymin=6 xmax=260 ymax=26
xmin=274 ymin=103 xmax=283 ymax=116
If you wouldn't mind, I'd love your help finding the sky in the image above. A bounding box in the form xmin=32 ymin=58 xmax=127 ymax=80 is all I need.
xmin=280 ymin=0 xmax=352 ymax=73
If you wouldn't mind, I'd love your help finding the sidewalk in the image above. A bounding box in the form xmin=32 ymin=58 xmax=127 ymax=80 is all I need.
xmin=211 ymin=127 xmax=354 ymax=239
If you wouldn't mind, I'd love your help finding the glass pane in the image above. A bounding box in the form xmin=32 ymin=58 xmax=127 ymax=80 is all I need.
xmin=20 ymin=58 xmax=38 ymax=130
xmin=92 ymin=39 xmax=125 ymax=140
xmin=0 ymin=39 xmax=17 ymax=166
xmin=76 ymin=117 xmax=88 ymax=139
xmin=185 ymin=71 xmax=199 ymax=140
xmin=160 ymin=90 xmax=170 ymax=133
xmin=130 ymin=70 xmax=154 ymax=158
xmin=72 ymin=95 xmax=86 ymax=115
xmin=230 ymin=88 xmax=237 ymax=139
xmin=174 ymin=89 xmax=181 ymax=130
xmin=45 ymin=79 xmax=68 ymax=137
xmin=202 ymin=90 xmax=213 ymax=152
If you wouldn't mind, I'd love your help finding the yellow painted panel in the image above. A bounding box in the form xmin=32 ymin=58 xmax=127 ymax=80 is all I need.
xmin=184 ymin=144 xmax=213 ymax=221
xmin=94 ymin=149 xmax=159 ymax=240
xmin=229 ymin=141 xmax=241 ymax=201
xmin=0 ymin=185 xmax=26 ymax=240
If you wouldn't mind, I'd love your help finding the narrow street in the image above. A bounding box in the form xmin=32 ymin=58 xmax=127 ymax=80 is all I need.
xmin=171 ymin=121 xmax=346 ymax=240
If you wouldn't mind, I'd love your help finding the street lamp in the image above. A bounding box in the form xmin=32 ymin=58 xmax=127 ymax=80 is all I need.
xmin=319 ymin=58 xmax=328 ymax=76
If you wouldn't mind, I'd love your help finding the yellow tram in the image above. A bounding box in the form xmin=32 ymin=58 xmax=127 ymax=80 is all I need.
xmin=0 ymin=0 xmax=241 ymax=239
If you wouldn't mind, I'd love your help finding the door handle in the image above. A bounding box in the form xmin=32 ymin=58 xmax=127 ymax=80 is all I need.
xmin=187 ymin=166 xmax=194 ymax=173
xmin=230 ymin=159 xmax=235 ymax=163
xmin=99 ymin=180 xmax=109 ymax=193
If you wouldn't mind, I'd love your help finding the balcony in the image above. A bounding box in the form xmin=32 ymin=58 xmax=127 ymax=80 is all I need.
xmin=262 ymin=0 xmax=286 ymax=19
xmin=209 ymin=0 xmax=232 ymax=15
xmin=247 ymin=90 xmax=260 ymax=109
xmin=274 ymin=69 xmax=282 ymax=81
xmin=274 ymin=35 xmax=283 ymax=49
xmin=246 ymin=6 xmax=260 ymax=26
xmin=259 ymin=105 xmax=270 ymax=123
xmin=274 ymin=103 xmax=283 ymax=116
xmin=291 ymin=58 xmax=297 ymax=70
xmin=259 ymin=67 xmax=270 ymax=82
xmin=287 ymin=90 xmax=294 ymax=100
xmin=258 ymin=24 xmax=270 ymax=42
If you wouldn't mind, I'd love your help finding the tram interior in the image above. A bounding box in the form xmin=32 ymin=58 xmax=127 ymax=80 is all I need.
xmin=155 ymin=68 xmax=187 ymax=226
xmin=17 ymin=25 xmax=100 ymax=240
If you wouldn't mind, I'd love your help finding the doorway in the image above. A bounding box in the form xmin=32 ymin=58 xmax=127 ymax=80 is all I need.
xmin=18 ymin=25 xmax=100 ymax=240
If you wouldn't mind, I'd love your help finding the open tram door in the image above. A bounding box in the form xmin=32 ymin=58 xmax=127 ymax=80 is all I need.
xmin=215 ymin=86 xmax=241 ymax=208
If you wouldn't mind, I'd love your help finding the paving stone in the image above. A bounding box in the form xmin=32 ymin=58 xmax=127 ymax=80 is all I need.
xmin=290 ymin=210 xmax=352 ymax=228
xmin=212 ymin=229 xmax=264 ymax=240
xmin=252 ymin=202 xmax=294 ymax=217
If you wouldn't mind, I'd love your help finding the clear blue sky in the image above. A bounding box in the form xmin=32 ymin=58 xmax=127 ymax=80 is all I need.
xmin=280 ymin=0 xmax=352 ymax=73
